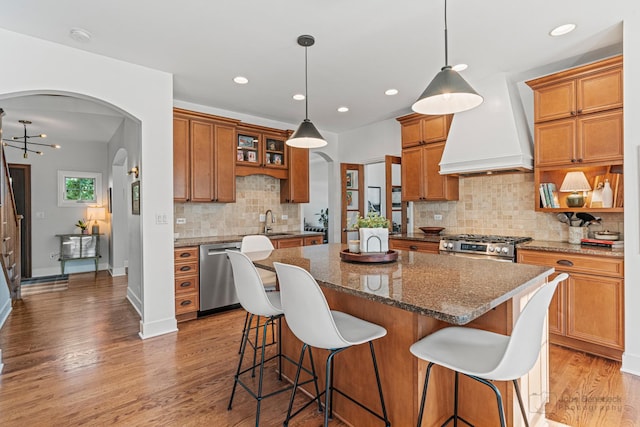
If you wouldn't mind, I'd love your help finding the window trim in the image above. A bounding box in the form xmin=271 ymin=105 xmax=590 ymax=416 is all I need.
xmin=57 ymin=170 xmax=103 ymax=207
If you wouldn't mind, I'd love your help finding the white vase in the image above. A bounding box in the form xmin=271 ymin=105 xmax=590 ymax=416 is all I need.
xmin=602 ymin=179 xmax=613 ymax=208
xmin=359 ymin=228 xmax=389 ymax=253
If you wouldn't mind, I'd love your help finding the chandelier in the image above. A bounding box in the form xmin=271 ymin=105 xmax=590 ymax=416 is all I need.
xmin=2 ymin=119 xmax=61 ymax=158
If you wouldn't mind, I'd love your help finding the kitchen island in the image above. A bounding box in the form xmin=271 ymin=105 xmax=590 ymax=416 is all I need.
xmin=254 ymin=243 xmax=554 ymax=427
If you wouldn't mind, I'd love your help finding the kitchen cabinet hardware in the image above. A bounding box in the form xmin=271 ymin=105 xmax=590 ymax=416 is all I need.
xmin=556 ymin=259 xmax=574 ymax=267
xmin=180 ymin=266 xmax=191 ymax=271
xmin=180 ymin=282 xmax=191 ymax=287
xmin=179 ymin=252 xmax=192 ymax=258
xmin=410 ymin=245 xmax=418 ymax=251
xmin=180 ymin=300 xmax=192 ymax=306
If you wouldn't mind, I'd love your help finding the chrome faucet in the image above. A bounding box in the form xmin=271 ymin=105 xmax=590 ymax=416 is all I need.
xmin=264 ymin=209 xmax=275 ymax=234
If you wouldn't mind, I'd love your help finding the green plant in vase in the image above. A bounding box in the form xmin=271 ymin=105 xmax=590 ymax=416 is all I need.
xmin=75 ymin=219 xmax=88 ymax=234
xmin=355 ymin=212 xmax=390 ymax=253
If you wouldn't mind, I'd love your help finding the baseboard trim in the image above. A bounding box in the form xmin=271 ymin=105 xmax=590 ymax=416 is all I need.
xmin=621 ymin=352 xmax=640 ymax=377
xmin=138 ymin=317 xmax=177 ymax=340
xmin=109 ymin=266 xmax=127 ymax=277
xmin=126 ymin=288 xmax=142 ymax=317
xmin=0 ymin=297 xmax=12 ymax=330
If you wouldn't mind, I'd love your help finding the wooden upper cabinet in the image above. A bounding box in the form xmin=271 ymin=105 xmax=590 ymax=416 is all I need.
xmin=401 ymin=143 xmax=458 ymax=202
xmin=236 ymin=124 xmax=290 ymax=179
xmin=528 ymin=55 xmax=622 ymax=123
xmin=398 ymin=113 xmax=458 ymax=202
xmin=173 ymin=108 xmax=240 ymax=203
xmin=398 ymin=113 xmax=453 ymax=148
xmin=281 ymin=146 xmax=309 ymax=203
xmin=173 ymin=116 xmax=190 ymax=202
xmin=535 ymin=109 xmax=623 ymax=167
xmin=401 ymin=146 xmax=425 ymax=201
xmin=213 ymin=124 xmax=237 ymax=203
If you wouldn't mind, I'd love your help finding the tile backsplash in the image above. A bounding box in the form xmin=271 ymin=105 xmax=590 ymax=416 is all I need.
xmin=174 ymin=175 xmax=300 ymax=238
xmin=413 ymin=173 xmax=623 ymax=242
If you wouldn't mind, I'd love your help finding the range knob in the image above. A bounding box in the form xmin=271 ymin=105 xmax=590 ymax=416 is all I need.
xmin=488 ymin=245 xmax=495 ymax=252
xmin=447 ymin=242 xmax=454 ymax=249
xmin=501 ymin=247 xmax=509 ymax=254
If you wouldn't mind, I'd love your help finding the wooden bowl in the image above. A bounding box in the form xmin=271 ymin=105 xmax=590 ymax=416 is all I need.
xmin=419 ymin=227 xmax=445 ymax=235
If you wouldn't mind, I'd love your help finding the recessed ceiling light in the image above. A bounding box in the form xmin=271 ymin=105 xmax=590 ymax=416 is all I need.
xmin=293 ymin=94 xmax=305 ymax=101
xmin=385 ymin=89 xmax=399 ymax=96
xmin=549 ymin=23 xmax=576 ymax=37
xmin=69 ymin=28 xmax=92 ymax=43
xmin=233 ymin=76 xmax=249 ymax=84
xmin=452 ymin=64 xmax=468 ymax=71
xmin=337 ymin=106 xmax=349 ymax=113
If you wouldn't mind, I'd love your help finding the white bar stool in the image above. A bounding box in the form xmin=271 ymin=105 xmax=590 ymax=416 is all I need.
xmin=410 ymin=273 xmax=568 ymax=427
xmin=226 ymin=250 xmax=316 ymax=427
xmin=274 ymin=262 xmax=391 ymax=427
xmin=238 ymin=235 xmax=277 ymax=356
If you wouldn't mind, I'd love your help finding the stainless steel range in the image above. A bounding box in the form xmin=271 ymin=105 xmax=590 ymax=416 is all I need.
xmin=439 ymin=234 xmax=532 ymax=262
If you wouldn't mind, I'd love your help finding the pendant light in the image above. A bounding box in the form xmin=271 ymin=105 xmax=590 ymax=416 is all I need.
xmin=412 ymin=0 xmax=483 ymax=115
xmin=287 ymin=35 xmax=327 ymax=148
xmin=2 ymin=119 xmax=61 ymax=158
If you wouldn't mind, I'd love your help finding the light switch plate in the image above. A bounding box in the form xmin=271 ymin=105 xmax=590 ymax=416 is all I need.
xmin=259 ymin=214 xmax=266 ymax=222
xmin=176 ymin=217 xmax=186 ymax=224
xmin=281 ymin=214 xmax=288 ymax=220
xmin=434 ymin=214 xmax=443 ymax=221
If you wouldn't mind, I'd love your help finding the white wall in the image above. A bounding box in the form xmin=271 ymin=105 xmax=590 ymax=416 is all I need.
xmin=4 ymin=139 xmax=111 ymax=276
xmin=303 ymin=153 xmax=329 ymax=227
xmin=0 ymin=28 xmax=175 ymax=340
xmin=622 ymin=17 xmax=640 ymax=376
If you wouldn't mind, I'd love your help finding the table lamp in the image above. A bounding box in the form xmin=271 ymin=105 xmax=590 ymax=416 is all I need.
xmin=560 ymin=171 xmax=591 ymax=207
xmin=86 ymin=206 xmax=106 ymax=234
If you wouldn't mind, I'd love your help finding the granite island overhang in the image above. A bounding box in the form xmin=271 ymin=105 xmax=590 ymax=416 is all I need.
xmin=252 ymin=243 xmax=556 ymax=426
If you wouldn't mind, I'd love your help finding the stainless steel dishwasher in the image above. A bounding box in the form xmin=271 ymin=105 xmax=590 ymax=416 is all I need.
xmin=199 ymin=241 xmax=241 ymax=315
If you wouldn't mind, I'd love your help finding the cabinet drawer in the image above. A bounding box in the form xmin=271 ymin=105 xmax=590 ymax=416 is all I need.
xmin=175 ymin=275 xmax=199 ymax=294
xmin=174 ymin=260 xmax=199 ymax=275
xmin=517 ymin=249 xmax=623 ymax=278
xmin=175 ymin=292 xmax=199 ymax=315
xmin=304 ymin=236 xmax=323 ymax=246
xmin=390 ymin=239 xmax=439 ymax=254
xmin=174 ymin=247 xmax=198 ymax=262
xmin=274 ymin=237 xmax=304 ymax=248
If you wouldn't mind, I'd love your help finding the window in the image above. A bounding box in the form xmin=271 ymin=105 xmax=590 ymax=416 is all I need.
xmin=58 ymin=170 xmax=103 ymax=207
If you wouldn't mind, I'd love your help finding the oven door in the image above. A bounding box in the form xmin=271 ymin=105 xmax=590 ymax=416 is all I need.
xmin=439 ymin=251 xmax=514 ymax=263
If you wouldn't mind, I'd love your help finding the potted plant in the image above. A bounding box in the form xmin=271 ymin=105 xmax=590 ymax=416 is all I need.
xmin=316 ymin=208 xmax=329 ymax=229
xmin=75 ymin=219 xmax=89 ymax=234
xmin=356 ymin=212 xmax=390 ymax=253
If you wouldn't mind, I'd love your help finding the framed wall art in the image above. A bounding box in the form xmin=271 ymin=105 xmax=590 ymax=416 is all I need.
xmin=131 ymin=181 xmax=140 ymax=215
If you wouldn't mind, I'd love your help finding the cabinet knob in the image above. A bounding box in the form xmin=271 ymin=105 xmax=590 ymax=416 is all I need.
xmin=577 ymin=109 xmax=583 ymax=114
xmin=570 ymin=111 xmax=576 ymax=116
xmin=571 ymin=159 xmax=577 ymax=163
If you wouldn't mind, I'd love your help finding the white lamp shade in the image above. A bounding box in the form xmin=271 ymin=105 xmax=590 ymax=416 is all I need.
xmin=86 ymin=206 xmax=106 ymax=221
xmin=559 ymin=171 xmax=592 ymax=192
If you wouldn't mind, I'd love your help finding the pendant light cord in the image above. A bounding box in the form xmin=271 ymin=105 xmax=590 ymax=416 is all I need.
xmin=444 ymin=0 xmax=449 ymax=67
xmin=304 ymin=45 xmax=309 ymax=120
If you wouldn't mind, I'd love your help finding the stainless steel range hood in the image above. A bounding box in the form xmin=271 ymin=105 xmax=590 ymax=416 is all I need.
xmin=439 ymin=73 xmax=533 ymax=175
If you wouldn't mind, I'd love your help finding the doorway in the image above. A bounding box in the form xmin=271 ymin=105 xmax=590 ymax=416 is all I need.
xmin=8 ymin=163 xmax=31 ymax=278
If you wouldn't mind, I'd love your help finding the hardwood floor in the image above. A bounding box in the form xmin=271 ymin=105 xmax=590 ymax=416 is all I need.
xmin=0 ymin=272 xmax=638 ymax=426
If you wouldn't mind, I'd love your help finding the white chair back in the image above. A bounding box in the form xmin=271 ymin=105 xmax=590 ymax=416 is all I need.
xmin=274 ymin=262 xmax=351 ymax=350
xmin=489 ymin=273 xmax=568 ymax=380
xmin=241 ymin=235 xmax=274 ymax=252
xmin=226 ymin=250 xmax=281 ymax=317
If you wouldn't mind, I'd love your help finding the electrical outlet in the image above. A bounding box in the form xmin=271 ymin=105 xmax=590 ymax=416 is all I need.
xmin=259 ymin=214 xmax=266 ymax=222
xmin=281 ymin=214 xmax=288 ymax=220
xmin=176 ymin=218 xmax=186 ymax=225
xmin=434 ymin=214 xmax=443 ymax=221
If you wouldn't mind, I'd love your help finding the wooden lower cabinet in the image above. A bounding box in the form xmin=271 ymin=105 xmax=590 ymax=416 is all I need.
xmin=174 ymin=247 xmax=199 ymax=322
xmin=271 ymin=235 xmax=324 ymax=249
xmin=517 ymin=249 xmax=624 ymax=360
xmin=390 ymin=238 xmax=439 ymax=254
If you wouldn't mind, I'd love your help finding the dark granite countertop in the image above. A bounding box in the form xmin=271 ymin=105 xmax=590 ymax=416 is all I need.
xmin=517 ymin=240 xmax=624 ymax=258
xmin=174 ymin=231 xmax=324 ymax=248
xmin=252 ymin=243 xmax=553 ymax=325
